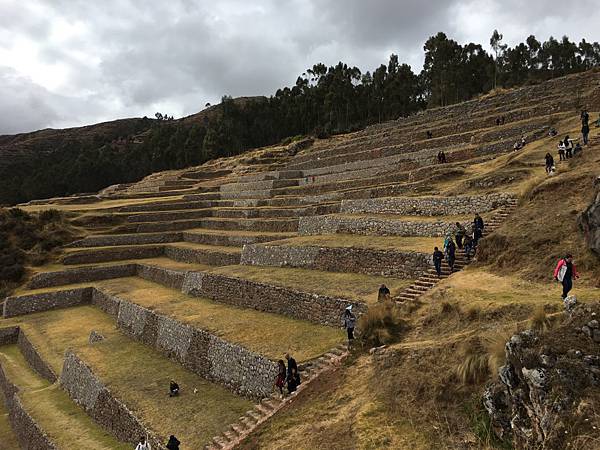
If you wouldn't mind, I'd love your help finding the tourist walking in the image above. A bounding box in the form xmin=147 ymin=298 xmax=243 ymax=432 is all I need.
xmin=558 ymin=141 xmax=566 ymax=161
xmin=166 ymin=435 xmax=180 ymax=450
xmin=454 ymin=222 xmax=466 ymax=249
xmin=463 ymin=234 xmax=474 ymax=258
xmin=433 ymin=246 xmax=444 ymax=277
xmin=285 ymin=353 xmax=297 ymax=386
xmin=545 ymin=152 xmax=554 ymax=174
xmin=135 ymin=436 xmax=151 ymax=450
xmin=582 ymin=122 xmax=590 ymax=145
xmin=287 ymin=366 xmax=301 ymax=393
xmin=445 ymin=238 xmax=456 ymax=272
xmin=377 ymin=284 xmax=391 ymax=303
xmin=553 ymin=254 xmax=579 ymax=300
xmin=275 ymin=360 xmax=286 ymax=398
xmin=342 ymin=305 xmax=356 ymax=346
xmin=473 ymin=213 xmax=484 ymax=233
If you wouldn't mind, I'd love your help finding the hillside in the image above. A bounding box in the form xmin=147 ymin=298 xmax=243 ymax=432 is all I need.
xmin=0 ymin=70 xmax=599 ymax=449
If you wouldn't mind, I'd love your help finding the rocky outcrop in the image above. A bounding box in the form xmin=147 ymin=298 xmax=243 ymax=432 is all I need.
xmin=484 ymin=303 xmax=600 ymax=449
xmin=579 ymin=176 xmax=600 ymax=256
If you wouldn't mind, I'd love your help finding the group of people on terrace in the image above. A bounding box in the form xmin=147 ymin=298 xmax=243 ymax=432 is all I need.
xmin=545 ymin=110 xmax=594 ymax=175
xmin=275 ymin=353 xmax=302 ymax=399
xmin=432 ymin=213 xmax=485 ymax=277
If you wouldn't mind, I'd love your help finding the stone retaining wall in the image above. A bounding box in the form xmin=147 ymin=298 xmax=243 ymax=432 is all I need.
xmin=341 ymin=193 xmax=514 ymax=216
xmin=0 ymin=326 xmax=19 ymax=345
xmin=181 ymin=271 xmax=367 ymax=326
xmin=68 ymin=231 xmax=183 ymax=248
xmin=220 ymin=179 xmax=298 ymax=193
xmin=182 ymin=231 xmax=288 ymax=247
xmin=3 ymin=287 xmax=93 ymax=318
xmin=298 ymin=215 xmax=463 ymax=237
xmin=136 ymin=263 xmax=187 ymax=290
xmin=125 ymin=209 xmax=212 ymax=223
xmin=28 ymin=264 xmax=137 ymax=289
xmin=17 ymin=331 xmax=57 ymax=383
xmin=164 ymin=245 xmax=241 ymax=266
xmin=60 ymin=351 xmax=163 ymax=448
xmin=62 ymin=245 xmax=164 ymax=265
xmin=114 ymin=297 xmax=277 ymax=399
xmin=241 ymin=244 xmax=430 ymax=278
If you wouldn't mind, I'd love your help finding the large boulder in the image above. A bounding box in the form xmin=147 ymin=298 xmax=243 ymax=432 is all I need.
xmin=484 ymin=303 xmax=600 ymax=449
xmin=579 ymin=176 xmax=600 ymax=256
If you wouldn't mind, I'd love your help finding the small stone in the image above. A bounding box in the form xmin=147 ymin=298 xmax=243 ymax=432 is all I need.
xmin=582 ymin=326 xmax=592 ymax=338
xmin=563 ymin=296 xmax=577 ymax=312
xmin=522 ymin=367 xmax=548 ymax=389
xmin=593 ymin=329 xmax=600 ymax=344
xmin=587 ymin=320 xmax=599 ymax=329
xmin=88 ymin=330 xmax=105 ymax=344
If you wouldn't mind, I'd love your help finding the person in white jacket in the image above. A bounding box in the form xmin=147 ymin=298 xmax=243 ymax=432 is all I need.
xmin=135 ymin=436 xmax=151 ymax=450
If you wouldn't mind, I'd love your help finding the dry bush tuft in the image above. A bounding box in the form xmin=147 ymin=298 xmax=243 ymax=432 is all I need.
xmin=455 ymin=331 xmax=513 ymax=384
xmin=358 ymin=302 xmax=407 ymax=348
xmin=529 ymin=305 xmax=555 ymax=333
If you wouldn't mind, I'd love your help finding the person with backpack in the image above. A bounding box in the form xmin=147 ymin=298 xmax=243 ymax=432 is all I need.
xmin=463 ymin=234 xmax=474 ymax=258
xmin=473 ymin=213 xmax=484 ymax=233
xmin=545 ymin=153 xmax=554 ymax=174
xmin=433 ymin=246 xmax=444 ymax=277
xmin=553 ymin=254 xmax=579 ymax=299
xmin=377 ymin=284 xmax=391 ymax=302
xmin=445 ymin=238 xmax=456 ymax=272
xmin=454 ymin=222 xmax=466 ymax=249
xmin=342 ymin=305 xmax=356 ymax=346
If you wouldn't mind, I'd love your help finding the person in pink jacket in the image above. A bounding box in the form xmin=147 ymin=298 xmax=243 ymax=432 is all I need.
xmin=553 ymin=254 xmax=579 ymax=299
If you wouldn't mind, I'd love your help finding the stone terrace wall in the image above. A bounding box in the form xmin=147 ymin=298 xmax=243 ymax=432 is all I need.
xmin=17 ymin=331 xmax=57 ymax=383
xmin=341 ymin=193 xmax=514 ymax=216
xmin=60 ymin=351 xmax=163 ymax=448
xmin=0 ymin=341 xmax=58 ymax=450
xmin=92 ymin=289 xmax=277 ymax=399
xmin=298 ymin=215 xmax=463 ymax=237
xmin=241 ymin=244 xmax=430 ymax=278
xmin=181 ymin=271 xmax=367 ymax=326
xmin=136 ymin=263 xmax=186 ymax=290
xmin=28 ymin=264 xmax=137 ymax=289
xmin=3 ymin=287 xmax=93 ymax=318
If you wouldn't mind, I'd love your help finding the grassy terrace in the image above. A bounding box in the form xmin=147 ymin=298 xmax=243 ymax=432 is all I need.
xmin=335 ymin=213 xmax=476 ymax=222
xmin=20 ymin=195 xmax=185 ymax=213
xmin=263 ymin=234 xmax=441 ymax=253
xmin=208 ymin=265 xmax=413 ymax=303
xmin=0 ymin=344 xmax=130 ymax=449
xmin=15 ymin=276 xmax=343 ymax=362
xmin=5 ymin=307 xmax=252 ymax=448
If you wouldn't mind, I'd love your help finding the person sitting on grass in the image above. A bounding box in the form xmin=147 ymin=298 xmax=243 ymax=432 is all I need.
xmin=169 ymin=380 xmax=179 ymax=397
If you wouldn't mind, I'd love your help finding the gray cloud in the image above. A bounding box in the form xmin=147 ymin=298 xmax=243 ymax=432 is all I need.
xmin=0 ymin=0 xmax=599 ymax=134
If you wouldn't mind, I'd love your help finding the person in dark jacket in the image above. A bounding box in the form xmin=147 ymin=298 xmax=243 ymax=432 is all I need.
xmin=454 ymin=222 xmax=466 ymax=249
xmin=169 ymin=380 xmax=179 ymax=397
xmin=581 ymin=110 xmax=589 ymax=126
xmin=582 ymin=123 xmax=590 ymax=145
xmin=545 ymin=153 xmax=554 ymax=174
xmin=554 ymin=254 xmax=580 ymax=299
xmin=342 ymin=305 xmax=356 ymax=345
xmin=166 ymin=435 xmax=180 ymax=450
xmin=473 ymin=213 xmax=484 ymax=233
xmin=285 ymin=353 xmax=297 ymax=388
xmin=472 ymin=223 xmax=483 ymax=247
xmin=432 ymin=246 xmax=444 ymax=277
xmin=287 ymin=366 xmax=301 ymax=393
xmin=377 ymin=284 xmax=391 ymax=302
xmin=463 ymin=234 xmax=474 ymax=258
xmin=445 ymin=238 xmax=456 ymax=272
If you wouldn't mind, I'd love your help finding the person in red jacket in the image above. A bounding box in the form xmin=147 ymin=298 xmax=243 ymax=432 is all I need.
xmin=553 ymin=254 xmax=579 ymax=299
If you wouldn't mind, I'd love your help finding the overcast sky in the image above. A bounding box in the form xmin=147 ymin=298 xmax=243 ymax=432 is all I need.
xmin=1 ymin=0 xmax=599 ymax=135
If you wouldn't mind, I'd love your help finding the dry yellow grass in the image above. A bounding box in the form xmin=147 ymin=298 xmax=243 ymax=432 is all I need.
xmin=20 ymin=195 xmax=184 ymax=213
xmin=94 ymin=277 xmax=342 ymax=361
xmin=267 ymin=234 xmax=441 ymax=253
xmin=0 ymin=345 xmax=130 ymax=449
xmin=209 ymin=265 xmax=413 ymax=304
xmin=13 ymin=307 xmax=252 ymax=448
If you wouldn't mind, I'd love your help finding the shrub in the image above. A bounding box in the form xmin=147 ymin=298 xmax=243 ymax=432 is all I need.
xmin=455 ymin=332 xmax=512 ymax=384
xmin=529 ymin=305 xmax=554 ymax=333
xmin=358 ymin=302 xmax=407 ymax=348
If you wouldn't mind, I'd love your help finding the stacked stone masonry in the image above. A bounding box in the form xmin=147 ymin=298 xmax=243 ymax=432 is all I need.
xmin=241 ymin=244 xmax=430 ymax=278
xmin=60 ymin=351 xmax=163 ymax=448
